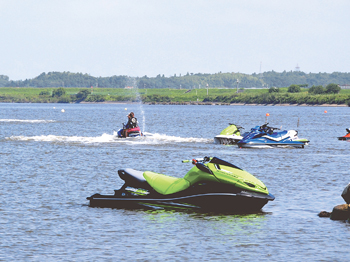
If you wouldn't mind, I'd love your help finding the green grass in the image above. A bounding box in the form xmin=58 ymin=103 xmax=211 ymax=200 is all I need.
xmin=0 ymin=87 xmax=349 ymax=105
xmin=339 ymin=89 xmax=350 ymax=94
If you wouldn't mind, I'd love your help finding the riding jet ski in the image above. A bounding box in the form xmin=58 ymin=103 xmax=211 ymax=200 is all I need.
xmin=116 ymin=125 xmax=143 ymax=138
xmin=115 ymin=112 xmax=143 ymax=138
xmin=214 ymin=123 xmax=247 ymax=145
xmin=338 ymin=128 xmax=350 ymax=141
xmin=237 ymin=123 xmax=309 ymax=148
xmin=87 ymin=156 xmax=275 ymax=213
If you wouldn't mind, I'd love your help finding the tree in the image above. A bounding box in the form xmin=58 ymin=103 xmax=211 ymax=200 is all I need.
xmin=308 ymin=85 xmax=325 ymax=94
xmin=0 ymin=75 xmax=9 ymax=87
xmin=52 ymin=87 xmax=66 ymax=97
xmin=39 ymin=90 xmax=51 ymax=96
xmin=325 ymin=83 xmax=341 ymax=94
xmin=76 ymin=89 xmax=91 ymax=100
xmin=269 ymin=87 xmax=280 ymax=93
xmin=298 ymin=84 xmax=308 ymax=87
xmin=288 ymin=84 xmax=301 ymax=93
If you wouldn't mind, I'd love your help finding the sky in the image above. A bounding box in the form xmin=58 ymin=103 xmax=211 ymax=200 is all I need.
xmin=0 ymin=0 xmax=350 ymax=80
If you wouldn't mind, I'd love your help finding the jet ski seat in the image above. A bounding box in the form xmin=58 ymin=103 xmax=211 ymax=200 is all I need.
xmin=143 ymin=171 xmax=190 ymax=195
xmin=263 ymin=130 xmax=289 ymax=141
xmin=118 ymin=168 xmax=151 ymax=190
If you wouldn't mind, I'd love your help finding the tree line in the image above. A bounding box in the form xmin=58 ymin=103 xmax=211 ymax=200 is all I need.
xmin=1 ymin=70 xmax=350 ymax=89
xmin=269 ymin=83 xmax=341 ymax=94
xmin=0 ymin=72 xmax=130 ymax=88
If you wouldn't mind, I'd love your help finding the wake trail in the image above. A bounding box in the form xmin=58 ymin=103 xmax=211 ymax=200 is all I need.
xmin=0 ymin=119 xmax=56 ymax=123
xmin=6 ymin=132 xmax=213 ymax=145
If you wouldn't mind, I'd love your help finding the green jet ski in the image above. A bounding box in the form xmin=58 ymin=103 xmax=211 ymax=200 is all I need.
xmin=87 ymin=157 xmax=275 ymax=213
xmin=214 ymin=124 xmax=247 ymax=145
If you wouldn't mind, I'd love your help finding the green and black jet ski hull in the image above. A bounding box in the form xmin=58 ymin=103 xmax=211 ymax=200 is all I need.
xmin=87 ymin=188 xmax=274 ymax=213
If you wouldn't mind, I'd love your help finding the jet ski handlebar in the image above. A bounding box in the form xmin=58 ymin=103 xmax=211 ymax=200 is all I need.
xmin=228 ymin=123 xmax=244 ymax=130
xmin=260 ymin=123 xmax=280 ymax=131
xmin=182 ymin=156 xmax=211 ymax=164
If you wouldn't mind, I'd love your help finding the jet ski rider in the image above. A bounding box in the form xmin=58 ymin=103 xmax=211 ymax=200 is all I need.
xmin=123 ymin=112 xmax=138 ymax=137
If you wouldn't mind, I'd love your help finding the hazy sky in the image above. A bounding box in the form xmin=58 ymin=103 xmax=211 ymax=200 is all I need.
xmin=1 ymin=0 xmax=349 ymax=80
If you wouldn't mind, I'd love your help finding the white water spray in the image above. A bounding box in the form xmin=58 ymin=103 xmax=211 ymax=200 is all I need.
xmin=130 ymin=77 xmax=146 ymax=133
xmin=6 ymin=133 xmax=212 ymax=145
xmin=0 ymin=119 xmax=56 ymax=123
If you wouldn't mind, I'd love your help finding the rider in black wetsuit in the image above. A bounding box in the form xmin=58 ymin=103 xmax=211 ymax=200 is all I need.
xmin=125 ymin=112 xmax=138 ymax=129
xmin=123 ymin=112 xmax=138 ymax=137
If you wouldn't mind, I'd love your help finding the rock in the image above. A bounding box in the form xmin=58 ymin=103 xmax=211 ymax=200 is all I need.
xmin=318 ymin=211 xmax=331 ymax=217
xmin=330 ymin=204 xmax=350 ymax=220
xmin=341 ymin=183 xmax=350 ymax=204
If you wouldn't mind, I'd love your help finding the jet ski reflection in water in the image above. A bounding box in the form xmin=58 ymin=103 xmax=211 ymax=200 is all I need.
xmin=214 ymin=123 xmax=247 ymax=145
xmin=116 ymin=112 xmax=143 ymax=138
xmin=237 ymin=123 xmax=309 ymax=148
xmin=338 ymin=128 xmax=350 ymax=141
xmin=87 ymin=156 xmax=275 ymax=213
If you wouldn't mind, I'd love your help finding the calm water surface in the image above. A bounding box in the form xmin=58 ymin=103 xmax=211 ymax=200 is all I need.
xmin=1 ymin=103 xmax=350 ymax=261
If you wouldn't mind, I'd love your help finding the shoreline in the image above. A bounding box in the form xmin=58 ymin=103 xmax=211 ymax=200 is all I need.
xmin=79 ymin=101 xmax=348 ymax=107
xmin=0 ymin=101 xmax=347 ymax=107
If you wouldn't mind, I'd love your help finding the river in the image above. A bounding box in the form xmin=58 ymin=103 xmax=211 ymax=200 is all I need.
xmin=1 ymin=103 xmax=349 ymax=261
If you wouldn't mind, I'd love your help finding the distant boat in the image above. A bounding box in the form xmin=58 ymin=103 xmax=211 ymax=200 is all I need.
xmin=338 ymin=128 xmax=350 ymax=141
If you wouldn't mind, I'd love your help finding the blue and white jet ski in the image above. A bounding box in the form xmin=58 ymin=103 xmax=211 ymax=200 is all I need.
xmin=237 ymin=123 xmax=309 ymax=148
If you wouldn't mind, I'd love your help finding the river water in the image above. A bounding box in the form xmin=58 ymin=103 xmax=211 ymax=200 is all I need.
xmin=1 ymin=103 xmax=350 ymax=261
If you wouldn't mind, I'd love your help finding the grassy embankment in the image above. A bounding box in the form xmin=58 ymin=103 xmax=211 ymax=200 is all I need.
xmin=0 ymin=87 xmax=350 ymax=105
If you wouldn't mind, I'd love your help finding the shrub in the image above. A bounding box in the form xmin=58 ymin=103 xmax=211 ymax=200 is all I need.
xmin=325 ymin=83 xmax=341 ymax=94
xmin=308 ymin=85 xmax=325 ymax=94
xmin=52 ymin=87 xmax=66 ymax=97
xmin=288 ymin=84 xmax=301 ymax=93
xmin=57 ymin=96 xmax=71 ymax=103
xmin=85 ymin=95 xmax=106 ymax=102
xmin=143 ymin=94 xmax=171 ymax=103
xmin=76 ymin=89 xmax=91 ymax=101
xmin=269 ymin=87 xmax=280 ymax=93
xmin=39 ymin=90 xmax=51 ymax=96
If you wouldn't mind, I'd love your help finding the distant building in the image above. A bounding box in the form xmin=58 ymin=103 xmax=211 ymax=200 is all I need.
xmin=295 ymin=64 xmax=300 ymax=71
xmin=125 ymin=86 xmax=134 ymax=89
xmin=340 ymin=84 xmax=350 ymax=89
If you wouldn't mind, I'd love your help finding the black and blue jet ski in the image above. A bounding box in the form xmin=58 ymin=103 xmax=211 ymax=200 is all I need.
xmin=237 ymin=123 xmax=309 ymax=148
xmin=87 ymin=157 xmax=274 ymax=213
